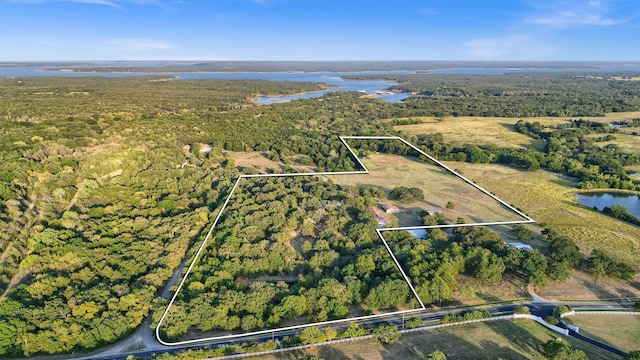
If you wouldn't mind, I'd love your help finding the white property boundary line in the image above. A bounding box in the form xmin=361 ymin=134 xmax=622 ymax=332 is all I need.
xmin=156 ymin=136 xmax=535 ymax=346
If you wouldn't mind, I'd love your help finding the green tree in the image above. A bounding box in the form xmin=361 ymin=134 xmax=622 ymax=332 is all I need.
xmin=429 ymin=274 xmax=452 ymax=306
xmin=372 ymin=324 xmax=400 ymax=344
xmin=405 ymin=316 xmax=424 ymax=329
xmin=549 ymin=237 xmax=582 ymax=269
xmin=299 ymin=326 xmax=324 ymax=345
xmin=340 ymin=323 xmax=367 ymax=338
xmin=625 ymin=350 xmax=640 ymax=360
xmin=542 ymin=338 xmax=587 ymax=360
xmin=426 ymin=350 xmax=447 ymax=360
xmin=511 ymin=224 xmax=534 ymax=242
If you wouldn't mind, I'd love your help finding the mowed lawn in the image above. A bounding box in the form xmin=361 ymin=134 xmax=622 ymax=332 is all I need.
xmin=565 ymin=314 xmax=640 ymax=352
xmin=323 ymin=151 xmax=526 ymax=226
xmin=393 ymin=111 xmax=640 ymax=149
xmin=254 ymin=319 xmax=617 ymax=360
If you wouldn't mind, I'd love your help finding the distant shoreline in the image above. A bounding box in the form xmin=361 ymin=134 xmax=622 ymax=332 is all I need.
xmin=3 ymin=60 xmax=639 ymax=74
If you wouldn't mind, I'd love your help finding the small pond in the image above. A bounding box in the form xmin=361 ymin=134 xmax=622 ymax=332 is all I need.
xmin=576 ymin=192 xmax=640 ymax=218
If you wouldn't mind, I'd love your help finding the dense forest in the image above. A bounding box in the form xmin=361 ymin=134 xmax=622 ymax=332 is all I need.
xmin=0 ymin=72 xmax=638 ymax=357
xmin=348 ymin=73 xmax=640 ymax=117
xmin=159 ymin=176 xmax=417 ymax=341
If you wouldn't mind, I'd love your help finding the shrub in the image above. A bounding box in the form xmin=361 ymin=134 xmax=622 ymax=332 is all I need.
xmin=406 ymin=316 xmax=424 ymax=329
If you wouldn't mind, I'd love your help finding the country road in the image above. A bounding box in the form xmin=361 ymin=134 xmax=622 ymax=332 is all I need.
xmin=25 ymin=259 xmax=637 ymax=360
xmin=39 ymin=300 xmax=634 ymax=360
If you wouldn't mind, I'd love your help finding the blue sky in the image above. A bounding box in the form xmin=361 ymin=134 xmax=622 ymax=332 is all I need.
xmin=1 ymin=0 xmax=638 ymax=61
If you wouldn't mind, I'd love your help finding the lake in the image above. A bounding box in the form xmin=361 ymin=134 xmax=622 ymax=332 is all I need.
xmin=4 ymin=63 xmax=640 ymax=104
xmin=0 ymin=66 xmax=411 ymax=103
xmin=576 ymin=192 xmax=640 ymax=218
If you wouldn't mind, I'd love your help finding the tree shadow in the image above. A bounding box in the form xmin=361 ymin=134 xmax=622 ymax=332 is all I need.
xmin=615 ymin=286 xmax=638 ymax=300
xmin=475 ymin=291 xmax=502 ymax=303
xmin=485 ymin=320 xmax=547 ymax=355
xmin=497 ymin=122 xmax=546 ymax=150
xmin=273 ymin=349 xmax=305 ymax=359
xmin=317 ymin=345 xmax=358 ymax=360
xmin=581 ymin=278 xmax=621 ymax=300
xmin=478 ymin=339 xmax=528 ymax=360
xmin=375 ymin=323 xmax=533 ymax=359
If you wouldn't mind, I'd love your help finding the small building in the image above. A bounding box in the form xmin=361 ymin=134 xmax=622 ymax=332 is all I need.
xmin=507 ymin=242 xmax=533 ymax=250
xmin=426 ymin=209 xmax=442 ymax=216
xmin=368 ymin=207 xmax=388 ymax=227
xmin=380 ymin=204 xmax=400 ymax=214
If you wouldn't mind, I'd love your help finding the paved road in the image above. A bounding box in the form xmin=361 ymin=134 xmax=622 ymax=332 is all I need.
xmin=61 ymin=301 xmax=634 ymax=360
xmin=568 ymin=330 xmax=628 ymax=357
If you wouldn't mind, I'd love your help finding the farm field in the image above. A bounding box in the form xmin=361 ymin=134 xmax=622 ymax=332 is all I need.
xmin=564 ymin=314 xmax=640 ymax=352
xmin=252 ymin=319 xmax=617 ymax=360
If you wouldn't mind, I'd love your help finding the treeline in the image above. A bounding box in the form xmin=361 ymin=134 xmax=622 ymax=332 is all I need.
xmin=512 ymin=119 xmax=639 ymax=190
xmin=385 ymin=223 xmax=581 ymax=306
xmin=0 ymin=76 xmax=413 ymax=356
xmin=354 ymin=73 xmax=640 ymax=117
xmin=0 ymin=76 xmax=324 ymax=121
xmin=1 ymin=72 xmax=638 ymax=356
xmin=402 ymin=118 xmax=640 ymax=191
xmin=602 ymin=204 xmax=640 ymax=226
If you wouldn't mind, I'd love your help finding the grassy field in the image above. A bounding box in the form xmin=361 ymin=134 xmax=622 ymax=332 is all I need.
xmin=564 ymin=314 xmax=640 ymax=352
xmin=226 ymin=151 xmax=317 ymax=173
xmin=323 ymin=151 xmax=525 ymax=226
xmin=587 ymin=133 xmax=640 ymax=156
xmin=393 ymin=111 xmax=640 ymax=149
xmin=446 ymin=162 xmax=640 ymax=267
xmin=254 ymin=319 xmax=617 ymax=360
xmin=445 ymin=162 xmax=640 ymax=300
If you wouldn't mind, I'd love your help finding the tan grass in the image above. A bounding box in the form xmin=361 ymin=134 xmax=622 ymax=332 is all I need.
xmin=323 ymin=152 xmax=525 ymax=226
xmin=587 ymin=133 xmax=640 ymax=155
xmin=227 ymin=151 xmax=317 ymax=173
xmin=538 ymin=270 xmax=640 ymax=301
xmin=394 ymin=117 xmax=542 ymax=149
xmin=394 ymin=111 xmax=640 ymax=149
xmin=252 ymin=319 xmax=616 ymax=360
xmin=564 ymin=314 xmax=640 ymax=352
xmin=446 ymin=162 xmax=640 ymax=268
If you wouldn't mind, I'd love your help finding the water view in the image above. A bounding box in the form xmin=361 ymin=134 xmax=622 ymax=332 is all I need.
xmin=0 ymin=66 xmax=411 ymax=103
xmin=576 ymin=192 xmax=640 ymax=218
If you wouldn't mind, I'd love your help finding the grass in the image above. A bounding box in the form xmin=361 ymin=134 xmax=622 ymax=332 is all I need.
xmin=226 ymin=150 xmax=317 ymax=173
xmin=394 ymin=116 xmax=544 ymax=149
xmin=565 ymin=314 xmax=640 ymax=352
xmin=444 ymin=162 xmax=640 ymax=300
xmin=323 ymin=150 xmax=526 ymax=226
xmin=446 ymin=162 xmax=640 ymax=268
xmin=611 ymin=76 xmax=640 ymax=81
xmin=588 ymin=133 xmax=640 ymax=156
xmin=254 ymin=319 xmax=617 ymax=360
xmin=393 ymin=111 xmax=640 ymax=150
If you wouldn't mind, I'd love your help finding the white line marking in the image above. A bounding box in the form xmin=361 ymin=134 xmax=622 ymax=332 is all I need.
xmin=156 ymin=136 xmax=535 ymax=346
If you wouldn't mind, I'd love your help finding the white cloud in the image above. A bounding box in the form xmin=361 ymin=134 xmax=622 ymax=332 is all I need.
xmin=525 ymin=0 xmax=631 ymax=28
xmin=462 ymin=35 xmax=553 ymax=59
xmin=100 ymin=38 xmax=173 ymax=51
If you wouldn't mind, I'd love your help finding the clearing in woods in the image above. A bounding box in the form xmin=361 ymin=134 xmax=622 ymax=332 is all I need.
xmin=393 ymin=111 xmax=640 ymax=149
